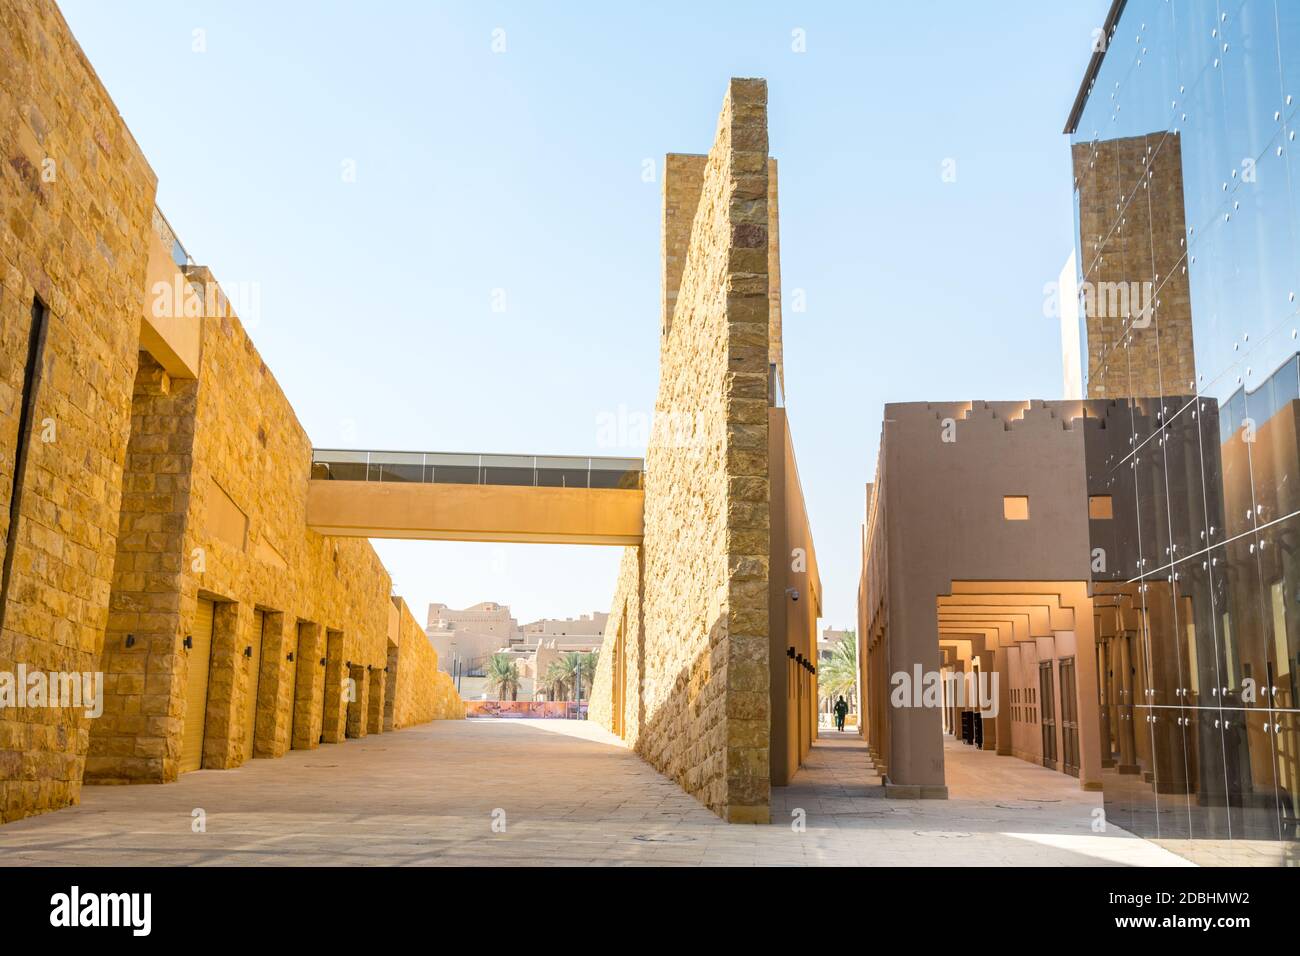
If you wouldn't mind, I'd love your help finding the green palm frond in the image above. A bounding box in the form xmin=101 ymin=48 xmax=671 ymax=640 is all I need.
xmin=537 ymin=659 xmax=572 ymax=701
xmin=817 ymin=633 xmax=858 ymax=704
xmin=484 ymin=653 xmax=521 ymax=701
xmin=552 ymin=650 xmax=597 ymax=700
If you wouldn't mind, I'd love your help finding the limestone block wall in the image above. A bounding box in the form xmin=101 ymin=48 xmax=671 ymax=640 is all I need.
xmin=593 ymin=79 xmax=771 ymax=823
xmin=660 ymin=154 xmax=707 ymax=337
xmin=589 ymin=545 xmax=642 ymax=739
xmin=1 ymin=0 xmax=465 ymax=823
xmin=90 ymin=354 xmax=196 ymax=779
xmin=389 ymin=597 xmax=464 ymax=728
xmin=0 ymin=0 xmax=159 ymax=823
xmin=86 ymin=269 xmax=408 ymax=781
xmin=766 ymin=159 xmax=783 ymax=392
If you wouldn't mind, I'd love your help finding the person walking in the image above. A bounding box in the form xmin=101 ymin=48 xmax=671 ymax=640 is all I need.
xmin=833 ymin=695 xmax=849 ymax=732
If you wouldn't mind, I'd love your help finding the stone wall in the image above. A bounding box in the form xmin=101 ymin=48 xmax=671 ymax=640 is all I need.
xmin=84 ymin=263 xmax=408 ymax=781
xmin=390 ymin=597 xmax=463 ymax=728
xmin=588 ymin=545 xmax=642 ymax=740
xmin=0 ymin=0 xmax=461 ymax=822
xmin=766 ymin=159 xmax=783 ymax=393
xmin=0 ymin=0 xmax=159 ymax=823
xmin=90 ymin=354 xmax=196 ymax=779
xmin=592 ymin=78 xmax=771 ymax=823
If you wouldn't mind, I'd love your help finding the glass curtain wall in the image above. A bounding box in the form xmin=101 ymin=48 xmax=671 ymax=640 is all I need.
xmin=1072 ymin=0 xmax=1300 ymax=857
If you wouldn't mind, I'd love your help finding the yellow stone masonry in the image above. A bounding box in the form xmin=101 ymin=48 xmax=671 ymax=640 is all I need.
xmin=389 ymin=597 xmax=464 ymax=729
xmin=592 ymin=78 xmax=772 ymax=823
xmin=0 ymin=0 xmax=460 ymax=824
xmin=0 ymin=0 xmax=159 ymax=820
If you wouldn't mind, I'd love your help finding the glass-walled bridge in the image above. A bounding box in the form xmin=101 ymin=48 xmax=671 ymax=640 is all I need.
xmin=306 ymin=449 xmax=645 ymax=545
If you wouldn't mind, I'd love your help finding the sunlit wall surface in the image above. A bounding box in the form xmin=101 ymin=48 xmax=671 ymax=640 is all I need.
xmin=1071 ymin=0 xmax=1300 ymax=855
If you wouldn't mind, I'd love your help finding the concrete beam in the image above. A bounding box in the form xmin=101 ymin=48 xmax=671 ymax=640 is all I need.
xmin=140 ymin=229 xmax=200 ymax=378
xmin=306 ymin=480 xmax=644 ymax=545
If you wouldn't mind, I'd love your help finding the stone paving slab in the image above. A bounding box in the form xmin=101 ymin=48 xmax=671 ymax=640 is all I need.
xmin=0 ymin=720 xmax=1193 ymax=866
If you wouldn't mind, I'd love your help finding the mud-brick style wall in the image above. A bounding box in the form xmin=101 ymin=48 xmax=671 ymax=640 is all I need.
xmin=388 ymin=597 xmax=463 ymax=728
xmin=593 ymin=78 xmax=772 ymax=823
xmin=768 ymin=408 xmax=821 ymax=787
xmin=0 ymin=0 xmax=160 ymax=823
xmin=859 ymin=401 xmax=1105 ymax=795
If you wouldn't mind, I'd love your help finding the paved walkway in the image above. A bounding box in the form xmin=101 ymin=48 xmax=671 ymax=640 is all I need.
xmin=0 ymin=721 xmax=1191 ymax=866
xmin=777 ymin=733 xmax=1193 ymax=866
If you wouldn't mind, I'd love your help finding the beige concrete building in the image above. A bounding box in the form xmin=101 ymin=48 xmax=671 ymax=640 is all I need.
xmin=0 ymin=0 xmax=459 ymax=825
xmin=859 ymin=402 xmax=1105 ymax=797
xmin=522 ymin=611 xmax=607 ymax=641
xmin=426 ymin=601 xmax=520 ymax=672
xmin=428 ymin=601 xmax=519 ymax=639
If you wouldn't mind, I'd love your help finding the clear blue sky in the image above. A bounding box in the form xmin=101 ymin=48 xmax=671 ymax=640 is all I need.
xmin=61 ymin=0 xmax=1105 ymax=630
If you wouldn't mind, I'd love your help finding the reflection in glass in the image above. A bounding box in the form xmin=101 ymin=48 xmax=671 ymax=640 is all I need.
xmin=1071 ymin=1 xmax=1300 ymax=854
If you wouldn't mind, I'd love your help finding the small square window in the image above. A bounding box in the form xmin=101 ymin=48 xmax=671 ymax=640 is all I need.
xmin=1089 ymin=495 xmax=1113 ymax=519
xmin=1003 ymin=495 xmax=1029 ymax=520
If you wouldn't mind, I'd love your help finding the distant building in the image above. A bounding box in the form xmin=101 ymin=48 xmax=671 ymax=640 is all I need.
xmin=424 ymin=602 xmax=519 ymax=700
xmin=427 ymin=601 xmax=519 ymax=640
xmin=521 ymin=611 xmax=608 ymax=641
xmin=426 ymin=602 xmax=604 ymax=701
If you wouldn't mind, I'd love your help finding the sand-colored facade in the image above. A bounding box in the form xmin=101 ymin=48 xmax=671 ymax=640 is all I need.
xmin=590 ymin=79 xmax=821 ymax=822
xmin=859 ymin=402 xmax=1106 ymax=796
xmin=0 ymin=0 xmax=457 ymax=825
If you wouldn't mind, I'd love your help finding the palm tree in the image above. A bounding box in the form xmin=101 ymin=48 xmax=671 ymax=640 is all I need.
xmin=484 ymin=653 xmax=520 ymax=701
xmin=817 ymin=632 xmax=859 ymax=713
xmin=561 ymin=651 xmax=598 ymax=701
xmin=536 ymin=659 xmax=571 ymax=701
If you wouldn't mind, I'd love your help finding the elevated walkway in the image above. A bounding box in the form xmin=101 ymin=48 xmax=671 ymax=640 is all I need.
xmin=306 ymin=450 xmax=644 ymax=545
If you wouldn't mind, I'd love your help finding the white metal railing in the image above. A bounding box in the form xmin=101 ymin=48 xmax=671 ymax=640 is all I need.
xmin=310 ymin=449 xmax=644 ymax=490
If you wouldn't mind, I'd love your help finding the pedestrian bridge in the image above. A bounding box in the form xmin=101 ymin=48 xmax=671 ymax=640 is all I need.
xmin=306 ymin=449 xmax=645 ymax=545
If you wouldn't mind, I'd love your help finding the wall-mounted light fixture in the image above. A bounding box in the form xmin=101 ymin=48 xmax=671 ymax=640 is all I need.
xmin=243 ymin=646 xmax=252 ymax=658
xmin=183 ymin=635 xmax=193 ymax=650
xmin=319 ymin=657 xmax=326 ymax=666
xmin=287 ymin=651 xmax=295 ymax=662
xmin=125 ymin=634 xmax=135 ymax=648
